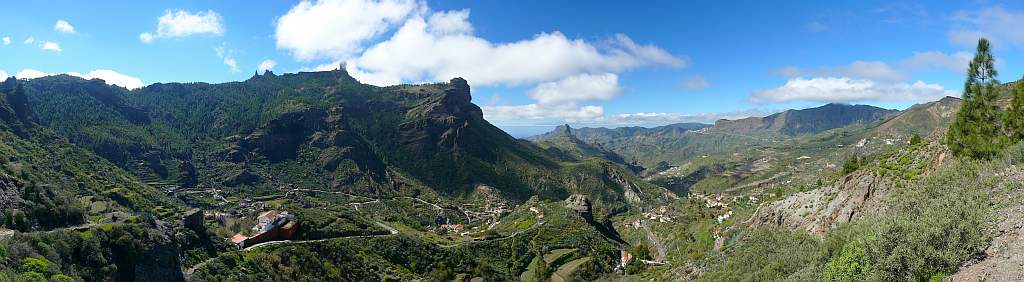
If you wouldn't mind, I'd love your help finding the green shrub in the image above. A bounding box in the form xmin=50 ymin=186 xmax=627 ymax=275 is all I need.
xmin=824 ymin=240 xmax=869 ymax=281
xmin=19 ymin=272 xmax=46 ymax=282
xmin=842 ymin=155 xmax=861 ymax=175
xmin=18 ymin=257 xmax=50 ymax=274
xmin=48 ymin=274 xmax=75 ymax=282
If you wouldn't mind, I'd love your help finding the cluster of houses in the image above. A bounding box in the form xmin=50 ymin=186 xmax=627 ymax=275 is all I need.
xmin=230 ymin=210 xmax=299 ymax=248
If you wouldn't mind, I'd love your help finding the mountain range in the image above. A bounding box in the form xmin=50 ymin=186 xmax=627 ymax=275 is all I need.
xmin=0 ymin=67 xmax=1018 ymax=281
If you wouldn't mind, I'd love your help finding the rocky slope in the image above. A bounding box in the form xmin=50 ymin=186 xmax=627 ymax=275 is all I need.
xmin=749 ymin=139 xmax=948 ymax=236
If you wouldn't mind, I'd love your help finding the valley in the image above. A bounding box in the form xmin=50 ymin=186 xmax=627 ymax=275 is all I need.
xmin=0 ymin=41 xmax=1022 ymax=282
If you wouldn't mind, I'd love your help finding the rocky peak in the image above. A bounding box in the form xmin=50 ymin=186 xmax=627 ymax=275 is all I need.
xmin=555 ymin=124 xmax=573 ymax=136
xmin=440 ymin=77 xmax=482 ymax=118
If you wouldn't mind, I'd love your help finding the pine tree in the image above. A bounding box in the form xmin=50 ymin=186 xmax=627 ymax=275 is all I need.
xmin=947 ymin=38 xmax=1007 ymax=159
xmin=1004 ymin=80 xmax=1024 ymax=140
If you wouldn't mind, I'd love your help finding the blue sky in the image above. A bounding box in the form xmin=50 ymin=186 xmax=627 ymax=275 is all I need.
xmin=3 ymin=1 xmax=1024 ymax=136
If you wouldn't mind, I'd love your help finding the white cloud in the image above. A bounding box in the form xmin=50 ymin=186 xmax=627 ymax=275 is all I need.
xmin=276 ymin=0 xmax=684 ymax=124
xmin=346 ymin=14 xmax=685 ymax=86
xmin=140 ymin=10 xmax=225 ymax=43
xmin=483 ymin=73 xmax=619 ymax=123
xmin=898 ymin=51 xmax=972 ymax=74
xmin=596 ymin=109 xmax=773 ymax=126
xmin=949 ymin=7 xmax=1024 ymax=48
xmin=2 ymin=37 xmax=10 ymax=45
xmin=483 ymin=104 xmax=605 ymax=122
xmin=775 ymin=50 xmax=972 ymax=84
xmin=258 ymin=60 xmax=277 ymax=72
xmin=139 ymin=33 xmax=154 ymax=43
xmin=214 ymin=45 xmax=240 ymax=72
xmin=223 ymin=58 xmax=239 ymax=72
xmin=40 ymin=41 xmax=61 ymax=52
xmin=750 ymin=77 xmax=957 ymax=104
xmin=14 ymin=69 xmax=144 ymax=89
xmin=775 ymin=61 xmax=905 ymax=82
xmin=69 ymin=70 xmax=146 ymax=90
xmin=0 ymin=70 xmax=8 ymax=79
xmin=528 ymin=73 xmax=620 ymax=106
xmin=54 ymin=20 xmax=76 ymax=34
xmin=681 ymin=75 xmax=710 ymax=91
xmin=275 ymin=0 xmax=422 ymax=60
xmin=23 ymin=37 xmax=34 ymax=44
xmin=426 ymin=9 xmax=473 ymax=35
xmin=14 ymin=69 xmax=48 ymax=79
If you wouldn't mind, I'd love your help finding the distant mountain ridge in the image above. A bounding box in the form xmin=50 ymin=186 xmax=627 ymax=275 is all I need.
xmin=713 ymin=103 xmax=898 ymax=136
xmin=530 ymin=124 xmax=644 ymax=173
xmin=529 ymin=103 xmax=899 ymax=167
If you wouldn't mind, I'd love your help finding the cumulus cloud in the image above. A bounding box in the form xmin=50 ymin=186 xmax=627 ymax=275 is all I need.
xmin=528 ymin=73 xmax=620 ymax=106
xmin=14 ymin=69 xmax=49 ymax=79
xmin=483 ymin=104 xmax=605 ymax=122
xmin=774 ymin=61 xmax=905 ymax=82
xmin=0 ymin=69 xmax=8 ymax=79
xmin=54 ymin=20 xmax=76 ymax=34
xmin=40 ymin=41 xmax=61 ymax=52
xmin=15 ymin=69 xmax=144 ymax=89
xmin=680 ymin=75 xmax=710 ymax=91
xmin=345 ymin=14 xmax=684 ymax=86
xmin=140 ymin=10 xmax=225 ymax=43
xmin=258 ymin=60 xmax=277 ymax=72
xmin=2 ymin=37 xmax=10 ymax=45
xmin=775 ymin=51 xmax=972 ymax=83
xmin=750 ymin=77 xmax=957 ymax=104
xmin=949 ymin=7 xmax=1024 ymax=48
xmin=898 ymin=51 xmax=972 ymax=74
xmin=275 ymin=0 xmax=684 ymax=125
xmin=275 ymin=0 xmax=422 ymax=60
xmin=23 ymin=37 xmax=34 ymax=44
xmin=483 ymin=73 xmax=620 ymax=122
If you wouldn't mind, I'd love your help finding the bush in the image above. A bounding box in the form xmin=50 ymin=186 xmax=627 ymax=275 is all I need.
xmin=19 ymin=272 xmax=46 ymax=282
xmin=18 ymin=257 xmax=49 ymax=274
xmin=842 ymin=155 xmax=861 ymax=175
xmin=49 ymin=274 xmax=75 ymax=282
xmin=824 ymin=240 xmax=869 ymax=281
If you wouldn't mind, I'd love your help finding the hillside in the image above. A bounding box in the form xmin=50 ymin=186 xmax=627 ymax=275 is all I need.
xmin=530 ymin=103 xmax=898 ymax=169
xmin=530 ymin=124 xmax=643 ymax=173
xmin=1 ymin=70 xmax=678 ymax=281
xmin=712 ymin=103 xmax=898 ymax=136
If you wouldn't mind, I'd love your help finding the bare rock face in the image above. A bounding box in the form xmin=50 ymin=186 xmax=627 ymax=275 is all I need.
xmin=750 ymin=171 xmax=891 ymax=236
xmin=565 ymin=194 xmax=593 ymax=220
xmin=0 ymin=173 xmax=22 ymax=210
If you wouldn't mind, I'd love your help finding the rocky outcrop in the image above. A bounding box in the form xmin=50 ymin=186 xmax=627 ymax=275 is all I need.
xmin=0 ymin=173 xmax=22 ymax=210
xmin=565 ymin=194 xmax=593 ymax=220
xmin=749 ymin=171 xmax=892 ymax=236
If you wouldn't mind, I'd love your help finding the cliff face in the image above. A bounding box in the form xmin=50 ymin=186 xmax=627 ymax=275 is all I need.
xmin=749 ymin=171 xmax=892 ymax=236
